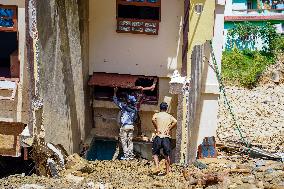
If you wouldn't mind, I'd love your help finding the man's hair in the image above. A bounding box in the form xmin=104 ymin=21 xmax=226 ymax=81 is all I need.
xmin=160 ymin=102 xmax=168 ymax=111
xmin=120 ymin=92 xmax=128 ymax=102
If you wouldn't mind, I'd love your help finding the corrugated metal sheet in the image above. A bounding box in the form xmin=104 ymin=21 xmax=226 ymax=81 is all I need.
xmin=0 ymin=121 xmax=25 ymax=157
xmin=88 ymin=72 xmax=154 ymax=89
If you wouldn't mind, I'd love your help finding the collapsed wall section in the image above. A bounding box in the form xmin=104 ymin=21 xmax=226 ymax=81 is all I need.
xmin=35 ymin=0 xmax=90 ymax=154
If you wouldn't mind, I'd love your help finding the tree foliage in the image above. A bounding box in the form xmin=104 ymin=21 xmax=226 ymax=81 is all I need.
xmin=227 ymin=22 xmax=279 ymax=52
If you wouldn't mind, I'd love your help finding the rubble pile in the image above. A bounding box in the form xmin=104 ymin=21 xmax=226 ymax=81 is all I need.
xmin=259 ymin=54 xmax=284 ymax=85
xmin=0 ymin=154 xmax=283 ymax=189
xmin=217 ymin=84 xmax=284 ymax=153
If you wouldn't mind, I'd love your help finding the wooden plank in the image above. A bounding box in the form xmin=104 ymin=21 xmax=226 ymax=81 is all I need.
xmin=0 ymin=121 xmax=25 ymax=157
xmin=181 ymin=0 xmax=190 ymax=76
xmin=186 ymin=44 xmax=204 ymax=164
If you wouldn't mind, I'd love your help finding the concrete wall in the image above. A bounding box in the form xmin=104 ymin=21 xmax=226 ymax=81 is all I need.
xmin=225 ymin=0 xmax=247 ymax=15
xmin=196 ymin=3 xmax=225 ymax=147
xmin=36 ymin=0 xmax=90 ymax=154
xmin=0 ymin=0 xmax=29 ymax=125
xmin=89 ymin=0 xmax=184 ymax=77
xmin=178 ymin=0 xmax=224 ymax=163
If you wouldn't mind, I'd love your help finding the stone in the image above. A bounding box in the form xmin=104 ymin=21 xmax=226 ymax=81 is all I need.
xmin=228 ymin=183 xmax=238 ymax=189
xmin=217 ymin=84 xmax=284 ymax=154
xmin=236 ymin=183 xmax=258 ymax=189
xmin=255 ymin=181 xmax=264 ymax=189
xmin=242 ymin=175 xmax=255 ymax=184
xmin=19 ymin=184 xmax=45 ymax=189
xmin=65 ymin=173 xmax=84 ymax=184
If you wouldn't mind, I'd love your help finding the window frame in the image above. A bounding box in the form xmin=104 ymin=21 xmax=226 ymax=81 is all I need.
xmin=0 ymin=5 xmax=18 ymax=32
xmin=247 ymin=0 xmax=253 ymax=10
xmin=116 ymin=0 xmax=161 ymax=35
xmin=89 ymin=73 xmax=159 ymax=105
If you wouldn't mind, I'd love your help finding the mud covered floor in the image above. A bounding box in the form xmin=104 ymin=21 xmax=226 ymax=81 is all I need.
xmin=0 ymin=153 xmax=283 ymax=189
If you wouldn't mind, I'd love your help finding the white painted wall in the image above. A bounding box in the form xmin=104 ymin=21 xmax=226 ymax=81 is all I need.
xmin=225 ymin=0 xmax=247 ymax=16
xmin=89 ymin=0 xmax=183 ymax=77
xmin=197 ymin=3 xmax=225 ymax=147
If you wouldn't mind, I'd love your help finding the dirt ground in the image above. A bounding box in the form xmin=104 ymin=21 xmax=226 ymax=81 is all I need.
xmin=0 ymin=152 xmax=283 ymax=189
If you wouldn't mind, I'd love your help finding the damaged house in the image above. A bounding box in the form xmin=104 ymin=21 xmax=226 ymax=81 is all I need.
xmin=0 ymin=0 xmax=226 ymax=165
xmin=0 ymin=0 xmax=29 ymax=157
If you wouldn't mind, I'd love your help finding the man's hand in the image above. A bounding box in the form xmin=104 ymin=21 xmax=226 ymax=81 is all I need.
xmin=155 ymin=129 xmax=161 ymax=135
xmin=163 ymin=129 xmax=170 ymax=136
xmin=134 ymin=86 xmax=144 ymax=90
xmin=149 ymin=84 xmax=156 ymax=91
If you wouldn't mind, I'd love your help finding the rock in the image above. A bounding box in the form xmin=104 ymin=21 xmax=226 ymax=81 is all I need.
xmin=255 ymin=181 xmax=264 ymax=189
xmin=19 ymin=184 xmax=45 ymax=189
xmin=65 ymin=173 xmax=84 ymax=184
xmin=228 ymin=183 xmax=238 ymax=189
xmin=255 ymin=160 xmax=266 ymax=167
xmin=86 ymin=182 xmax=95 ymax=188
xmin=242 ymin=175 xmax=255 ymax=184
xmin=236 ymin=183 xmax=258 ymax=189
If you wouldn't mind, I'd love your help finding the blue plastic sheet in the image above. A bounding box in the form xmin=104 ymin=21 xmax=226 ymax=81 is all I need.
xmin=0 ymin=8 xmax=14 ymax=27
xmin=0 ymin=8 xmax=14 ymax=18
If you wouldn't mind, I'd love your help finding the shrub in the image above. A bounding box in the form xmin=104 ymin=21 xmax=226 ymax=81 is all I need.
xmin=271 ymin=35 xmax=284 ymax=53
xmin=222 ymin=48 xmax=275 ymax=88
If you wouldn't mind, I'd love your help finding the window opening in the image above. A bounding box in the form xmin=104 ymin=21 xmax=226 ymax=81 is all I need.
xmin=93 ymin=86 xmax=114 ymax=101
xmin=0 ymin=5 xmax=17 ymax=32
xmin=247 ymin=0 xmax=253 ymax=10
xmin=135 ymin=77 xmax=158 ymax=103
xmin=118 ymin=5 xmax=160 ymax=20
xmin=0 ymin=5 xmax=18 ymax=79
xmin=91 ymin=74 xmax=159 ymax=105
xmin=116 ymin=0 xmax=161 ymax=35
xmin=0 ymin=32 xmax=18 ymax=78
xmin=194 ymin=4 xmax=203 ymax=14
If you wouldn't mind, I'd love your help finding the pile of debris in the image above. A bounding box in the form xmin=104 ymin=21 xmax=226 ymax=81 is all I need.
xmin=217 ymin=84 xmax=284 ymax=153
xmin=0 ymin=153 xmax=283 ymax=189
xmin=258 ymin=54 xmax=284 ymax=85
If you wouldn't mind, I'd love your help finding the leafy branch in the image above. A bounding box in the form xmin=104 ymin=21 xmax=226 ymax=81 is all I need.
xmin=227 ymin=22 xmax=279 ymax=52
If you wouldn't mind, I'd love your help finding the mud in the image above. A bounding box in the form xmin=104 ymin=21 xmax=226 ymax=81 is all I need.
xmin=0 ymin=153 xmax=283 ymax=189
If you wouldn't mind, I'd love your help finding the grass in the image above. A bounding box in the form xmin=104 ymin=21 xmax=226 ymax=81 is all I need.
xmin=221 ymin=48 xmax=275 ymax=88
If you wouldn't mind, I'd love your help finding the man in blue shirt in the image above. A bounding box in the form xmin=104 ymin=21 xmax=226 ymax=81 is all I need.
xmin=113 ymin=87 xmax=137 ymax=160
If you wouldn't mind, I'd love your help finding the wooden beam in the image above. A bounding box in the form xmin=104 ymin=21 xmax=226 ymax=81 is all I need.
xmin=181 ymin=0 xmax=190 ymax=76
